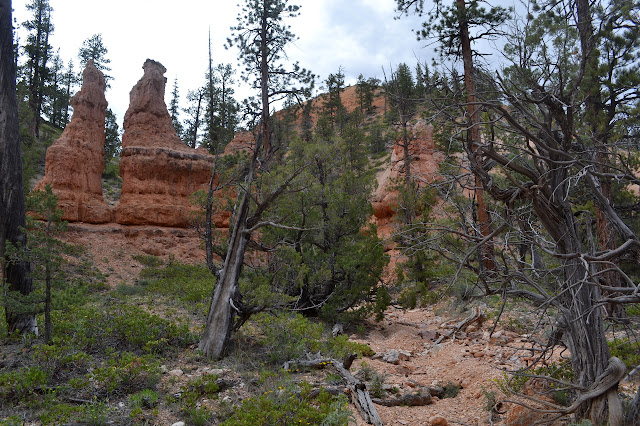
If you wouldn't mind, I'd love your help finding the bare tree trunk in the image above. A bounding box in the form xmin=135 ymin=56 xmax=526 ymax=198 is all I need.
xmin=198 ymin=129 xmax=261 ymax=358
xmin=0 ymin=0 xmax=36 ymax=335
xmin=198 ymin=191 xmax=251 ymax=358
xmin=457 ymin=0 xmax=494 ymax=273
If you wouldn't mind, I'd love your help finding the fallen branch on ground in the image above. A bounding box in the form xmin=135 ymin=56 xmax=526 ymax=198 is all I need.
xmin=284 ymin=355 xmax=384 ymax=426
xmin=372 ymin=392 xmax=432 ymax=406
xmin=433 ymin=305 xmax=484 ymax=345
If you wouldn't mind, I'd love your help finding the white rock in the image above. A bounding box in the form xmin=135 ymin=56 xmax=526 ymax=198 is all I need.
xmin=169 ymin=368 xmax=184 ymax=377
xmin=171 ymin=422 xmax=185 ymax=426
xmin=382 ymin=349 xmax=400 ymax=364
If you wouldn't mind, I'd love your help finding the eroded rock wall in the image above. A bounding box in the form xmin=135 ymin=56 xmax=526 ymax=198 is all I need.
xmin=35 ymin=60 xmax=112 ymax=223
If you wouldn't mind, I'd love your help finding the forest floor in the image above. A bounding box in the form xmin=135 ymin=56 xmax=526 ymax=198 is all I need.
xmin=58 ymin=223 xmax=639 ymax=425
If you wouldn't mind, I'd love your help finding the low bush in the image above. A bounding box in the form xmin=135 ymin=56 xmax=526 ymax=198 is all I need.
xmin=221 ymin=382 xmax=353 ymax=426
xmin=90 ymin=352 xmax=161 ymax=397
xmin=247 ymin=312 xmax=374 ymax=365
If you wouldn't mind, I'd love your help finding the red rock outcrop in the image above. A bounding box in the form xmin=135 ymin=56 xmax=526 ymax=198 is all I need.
xmin=371 ymin=120 xmax=443 ymax=242
xmin=114 ymin=59 xmax=220 ymax=228
xmin=35 ymin=60 xmax=112 ymax=223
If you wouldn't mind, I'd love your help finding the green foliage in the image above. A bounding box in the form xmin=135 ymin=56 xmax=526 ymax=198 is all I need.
xmin=369 ymin=371 xmax=388 ymax=399
xmin=129 ymin=388 xmax=160 ymax=409
xmin=90 ymin=352 xmax=160 ymax=396
xmin=257 ymin=134 xmax=388 ymax=319
xmin=0 ymin=366 xmax=48 ymax=402
xmin=76 ymin=400 xmax=111 ymax=426
xmin=608 ymin=338 xmax=640 ymax=371
xmin=32 ymin=344 xmax=92 ymax=378
xmin=138 ymin=261 xmax=214 ymax=311
xmin=221 ymin=382 xmax=352 ymax=426
xmin=51 ymin=304 xmax=197 ymax=355
xmin=248 ymin=313 xmax=373 ymax=365
xmin=442 ymin=381 xmax=461 ymax=398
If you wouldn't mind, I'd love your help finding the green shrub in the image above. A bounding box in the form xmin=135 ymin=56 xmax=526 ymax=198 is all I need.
xmin=129 ymin=389 xmax=160 ymax=409
xmin=221 ymin=383 xmax=352 ymax=426
xmin=76 ymin=400 xmax=111 ymax=426
xmin=32 ymin=344 xmax=92 ymax=379
xmin=0 ymin=366 xmax=48 ymax=402
xmin=51 ymin=304 xmax=197 ymax=355
xmin=250 ymin=313 xmax=324 ymax=364
xmin=608 ymin=337 xmax=640 ymax=371
xmin=90 ymin=352 xmax=160 ymax=396
xmin=442 ymin=381 xmax=460 ymax=398
xmin=39 ymin=402 xmax=81 ymax=425
xmin=247 ymin=312 xmax=374 ymax=365
xmin=139 ymin=261 xmax=214 ymax=307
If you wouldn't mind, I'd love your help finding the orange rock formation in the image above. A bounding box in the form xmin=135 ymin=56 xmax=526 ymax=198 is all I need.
xmin=114 ymin=59 xmax=217 ymax=227
xmin=35 ymin=60 xmax=113 ymax=223
xmin=372 ymin=120 xmax=442 ymax=242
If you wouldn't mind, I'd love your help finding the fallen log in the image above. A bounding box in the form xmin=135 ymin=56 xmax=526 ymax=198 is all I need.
xmin=433 ymin=305 xmax=484 ymax=345
xmin=284 ymin=356 xmax=384 ymax=426
xmin=372 ymin=392 xmax=432 ymax=407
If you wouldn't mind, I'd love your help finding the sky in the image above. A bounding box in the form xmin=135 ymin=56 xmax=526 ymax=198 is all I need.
xmin=12 ymin=0 xmax=437 ymax=126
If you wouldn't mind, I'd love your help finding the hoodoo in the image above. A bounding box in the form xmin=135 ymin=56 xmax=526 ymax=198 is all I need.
xmin=35 ymin=60 xmax=112 ymax=223
xmin=114 ymin=59 xmax=216 ymax=227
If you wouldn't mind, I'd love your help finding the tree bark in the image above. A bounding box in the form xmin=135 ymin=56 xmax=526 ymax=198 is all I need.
xmin=198 ymin=128 xmax=262 ymax=358
xmin=457 ymin=0 xmax=494 ymax=274
xmin=0 ymin=0 xmax=36 ymax=335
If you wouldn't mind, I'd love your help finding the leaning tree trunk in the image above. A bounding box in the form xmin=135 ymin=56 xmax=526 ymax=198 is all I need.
xmin=199 ymin=129 xmax=262 ymax=359
xmin=198 ymin=191 xmax=251 ymax=358
xmin=0 ymin=0 xmax=36 ymax=335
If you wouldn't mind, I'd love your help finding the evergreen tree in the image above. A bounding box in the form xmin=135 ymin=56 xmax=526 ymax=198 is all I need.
xmin=355 ymin=73 xmax=377 ymax=114
xmin=104 ymin=108 xmax=120 ymax=162
xmin=169 ymin=76 xmax=183 ymax=138
xmin=226 ymin=0 xmax=314 ymax=155
xmin=44 ymin=49 xmax=65 ymax=128
xmin=397 ymin=0 xmax=510 ymax=273
xmin=183 ymin=87 xmax=204 ymax=148
xmin=61 ymin=59 xmax=76 ymax=124
xmin=323 ymin=67 xmax=346 ymax=129
xmin=22 ymin=0 xmax=54 ymax=138
xmin=78 ymin=33 xmax=112 ymax=86
xmin=199 ymin=0 xmax=314 ymax=359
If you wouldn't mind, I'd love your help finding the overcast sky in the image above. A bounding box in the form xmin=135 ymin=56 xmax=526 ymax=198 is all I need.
xmin=13 ymin=0 xmax=437 ymax=124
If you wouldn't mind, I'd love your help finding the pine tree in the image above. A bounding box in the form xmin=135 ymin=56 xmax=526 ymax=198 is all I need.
xmin=169 ymin=76 xmax=183 ymax=138
xmin=78 ymin=33 xmax=112 ymax=86
xmin=183 ymin=87 xmax=204 ymax=148
xmin=104 ymin=108 xmax=120 ymax=162
xmin=22 ymin=0 xmax=54 ymax=138
xmin=199 ymin=0 xmax=314 ymax=359
xmin=323 ymin=67 xmax=346 ymax=130
xmin=226 ymin=0 xmax=314 ymax=155
xmin=61 ymin=60 xmax=76 ymax=124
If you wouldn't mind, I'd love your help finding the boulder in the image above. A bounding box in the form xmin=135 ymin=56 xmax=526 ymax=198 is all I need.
xmin=34 ymin=60 xmax=112 ymax=223
xmin=114 ymin=59 xmax=226 ymax=228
